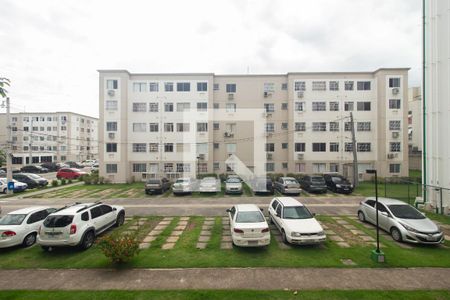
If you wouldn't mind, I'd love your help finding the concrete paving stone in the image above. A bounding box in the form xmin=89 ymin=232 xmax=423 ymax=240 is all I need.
xmin=362 ymin=223 xmax=373 ymax=229
xmin=178 ymin=221 xmax=188 ymax=226
xmin=196 ymin=242 xmax=207 ymax=249
xmin=329 ymin=235 xmax=345 ymax=242
xmin=221 ymin=236 xmax=232 ymax=242
xmin=340 ymin=258 xmax=356 ymax=265
xmin=203 ymin=221 xmax=215 ymax=226
xmin=163 ymin=217 xmax=174 ymax=221
xmin=128 ymin=225 xmax=139 ymax=230
xmin=139 ymin=242 xmax=151 ymax=249
xmin=148 ymin=230 xmax=163 ymax=236
xmin=200 ymin=231 xmax=212 ymax=236
xmin=174 ymin=225 xmax=187 ymax=231
xmin=204 ymin=217 xmax=215 ymax=221
xmin=343 ymin=224 xmax=357 ymax=230
xmin=336 ymin=220 xmax=349 ymax=225
xmin=139 ymin=218 xmax=147 ymax=221
xmin=222 ymin=231 xmax=231 ymax=236
xmin=350 ymin=230 xmax=365 ymax=235
xmin=124 ymin=217 xmax=133 ymax=221
xmin=171 ymin=230 xmax=184 ymax=236
xmin=222 ymin=225 xmax=230 ymax=230
xmin=179 ymin=217 xmax=190 ymax=221
xmin=222 ymin=219 xmax=230 ymax=224
xmin=321 ymin=224 xmax=329 ymax=229
xmin=202 ymin=225 xmax=213 ymax=230
xmin=121 ymin=231 xmax=134 ymax=235
xmin=159 ymin=221 xmax=171 ymax=225
xmin=220 ymin=242 xmax=233 ymax=249
xmin=137 ymin=221 xmax=147 ymax=226
xmin=445 ymin=235 xmax=450 ymax=241
xmin=331 ymin=217 xmax=342 ymax=220
xmin=154 ymin=225 xmax=168 ymax=231
xmin=325 ymin=230 xmax=336 ymax=235
xmin=198 ymin=236 xmax=211 ymax=242
xmin=143 ymin=236 xmax=157 ymax=243
xmin=360 ymin=235 xmax=375 ymax=242
xmin=166 ymin=236 xmax=179 ymax=243
xmin=337 ymin=242 xmax=351 ymax=248
xmin=347 ymin=216 xmax=359 ymax=220
xmin=162 ymin=243 xmax=175 ymax=250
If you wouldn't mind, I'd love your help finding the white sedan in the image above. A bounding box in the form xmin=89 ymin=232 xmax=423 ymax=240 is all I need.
xmin=0 ymin=206 xmax=57 ymax=248
xmin=226 ymin=204 xmax=270 ymax=247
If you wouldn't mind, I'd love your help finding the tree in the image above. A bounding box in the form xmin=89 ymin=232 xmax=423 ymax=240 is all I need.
xmin=0 ymin=149 xmax=5 ymax=167
xmin=0 ymin=77 xmax=10 ymax=98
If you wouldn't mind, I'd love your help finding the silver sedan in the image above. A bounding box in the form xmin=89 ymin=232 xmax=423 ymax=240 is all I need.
xmin=357 ymin=197 xmax=444 ymax=244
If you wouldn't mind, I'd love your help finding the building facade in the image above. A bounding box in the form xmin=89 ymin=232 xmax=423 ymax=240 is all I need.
xmin=408 ymin=86 xmax=422 ymax=152
xmin=99 ymin=68 xmax=409 ymax=183
xmin=0 ymin=112 xmax=98 ymax=166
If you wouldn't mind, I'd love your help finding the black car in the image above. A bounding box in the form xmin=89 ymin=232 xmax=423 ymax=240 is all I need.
xmin=323 ymin=174 xmax=353 ymax=194
xmin=0 ymin=167 xmax=21 ymax=174
xmin=13 ymin=173 xmax=49 ymax=189
xmin=65 ymin=161 xmax=84 ymax=169
xmin=251 ymin=177 xmax=274 ymax=194
xmin=298 ymin=175 xmax=328 ymax=193
xmin=20 ymin=165 xmax=49 ymax=174
xmin=40 ymin=162 xmax=60 ymax=172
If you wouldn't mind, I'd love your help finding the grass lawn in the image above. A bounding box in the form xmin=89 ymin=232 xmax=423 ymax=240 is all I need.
xmin=1 ymin=290 xmax=449 ymax=300
xmin=409 ymin=169 xmax=422 ymax=179
xmin=354 ymin=182 xmax=421 ymax=205
xmin=0 ymin=216 xmax=449 ymax=269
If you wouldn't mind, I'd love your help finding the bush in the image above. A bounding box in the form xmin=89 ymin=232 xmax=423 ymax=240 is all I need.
xmin=98 ymin=176 xmax=105 ymax=184
xmin=97 ymin=233 xmax=140 ymax=264
xmin=51 ymin=180 xmax=58 ymax=187
xmin=61 ymin=178 xmax=67 ymax=185
xmin=68 ymin=179 xmax=73 ymax=184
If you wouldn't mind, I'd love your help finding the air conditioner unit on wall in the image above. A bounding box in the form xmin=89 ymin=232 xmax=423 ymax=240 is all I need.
xmin=392 ymin=88 xmax=399 ymax=95
xmin=392 ymin=131 xmax=399 ymax=139
xmin=107 ymin=90 xmax=115 ymax=96
xmin=297 ymin=153 xmax=304 ymax=160
xmin=228 ymin=93 xmax=234 ymax=100
xmin=297 ymin=91 xmax=304 ymax=98
xmin=264 ymin=91 xmax=271 ymax=97
xmin=387 ymin=153 xmax=395 ymax=159
xmin=198 ymin=154 xmax=205 ymax=160
xmin=108 ymin=132 xmax=115 ymax=139
xmin=266 ymin=153 xmax=273 ymax=160
xmin=224 ymin=132 xmax=234 ymax=138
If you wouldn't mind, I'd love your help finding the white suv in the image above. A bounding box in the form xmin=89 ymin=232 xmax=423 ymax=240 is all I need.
xmin=37 ymin=202 xmax=125 ymax=251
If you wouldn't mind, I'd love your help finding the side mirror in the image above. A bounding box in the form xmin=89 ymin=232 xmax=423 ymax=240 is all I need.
xmin=112 ymin=207 xmax=117 ymax=211
xmin=226 ymin=209 xmax=231 ymax=213
xmin=260 ymin=208 xmax=264 ymax=212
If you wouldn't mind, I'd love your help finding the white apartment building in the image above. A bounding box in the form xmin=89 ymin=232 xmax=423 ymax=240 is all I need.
xmin=0 ymin=112 xmax=98 ymax=166
xmin=99 ymin=68 xmax=409 ymax=183
xmin=408 ymin=87 xmax=422 ymax=153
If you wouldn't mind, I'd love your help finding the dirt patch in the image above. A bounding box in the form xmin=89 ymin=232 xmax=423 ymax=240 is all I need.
xmin=324 ymin=219 xmax=368 ymax=246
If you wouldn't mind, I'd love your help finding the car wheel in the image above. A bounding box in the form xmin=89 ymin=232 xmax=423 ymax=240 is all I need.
xmin=115 ymin=212 xmax=125 ymax=227
xmin=22 ymin=233 xmax=37 ymax=247
xmin=80 ymin=231 xmax=95 ymax=250
xmin=2 ymin=188 xmax=6 ymax=194
xmin=281 ymin=229 xmax=288 ymax=244
xmin=357 ymin=211 xmax=366 ymax=222
xmin=391 ymin=227 xmax=402 ymax=242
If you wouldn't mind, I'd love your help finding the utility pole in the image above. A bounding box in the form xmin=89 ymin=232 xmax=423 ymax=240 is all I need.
xmin=29 ymin=117 xmax=33 ymax=164
xmin=350 ymin=112 xmax=359 ymax=187
xmin=6 ymin=97 xmax=13 ymax=194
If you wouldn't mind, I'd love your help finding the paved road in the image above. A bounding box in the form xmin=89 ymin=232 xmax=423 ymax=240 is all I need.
xmin=0 ymin=268 xmax=449 ymax=290
xmin=0 ymin=195 xmax=363 ymax=216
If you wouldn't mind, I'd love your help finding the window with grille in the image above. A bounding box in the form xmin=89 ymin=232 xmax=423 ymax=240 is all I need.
xmin=132 ymin=102 xmax=147 ymax=112
xmin=295 ymin=122 xmax=306 ymax=132
xmin=149 ymin=103 xmax=159 ymax=112
xmin=132 ymin=143 xmax=147 ymax=152
xmin=329 ymin=102 xmax=339 ymax=111
xmin=357 ymin=143 xmax=371 ymax=152
xmin=330 ymin=142 xmax=339 ymax=152
xmin=132 ymin=164 xmax=147 ymax=172
xmin=295 ymin=102 xmax=305 ymax=111
xmin=197 ymin=122 xmax=208 ymax=132
xmin=329 ymin=81 xmax=339 ymax=91
xmin=164 ymin=143 xmax=173 ymax=152
xmin=312 ymin=122 xmax=326 ymax=131
xmin=265 ymin=143 xmax=275 ymax=152
xmin=312 ymin=143 xmax=326 ymax=152
xmin=345 ymin=142 xmax=353 ymax=152
xmin=345 ymin=81 xmax=354 ymax=91
xmin=265 ymin=123 xmax=275 ymax=132
xmin=312 ymin=102 xmax=326 ymax=111
xmin=295 ymin=143 xmax=305 ymax=152
xmin=329 ymin=122 xmax=339 ymax=132
xmin=149 ymin=123 xmax=159 ymax=132
xmin=294 ymin=81 xmax=306 ymax=91
xmin=164 ymin=102 xmax=173 ymax=112
xmin=389 ymin=120 xmax=401 ymax=130
xmin=264 ymin=103 xmax=275 ymax=112
xmin=149 ymin=143 xmax=159 ymax=152
xmin=177 ymin=163 xmax=190 ymax=172
xmin=164 ymin=163 xmax=173 ymax=172
xmin=312 ymin=81 xmax=326 ymax=91
xmin=164 ymin=123 xmax=174 ymax=132
xmin=344 ymin=122 xmax=352 ymax=131
xmin=357 ymin=122 xmax=371 ymax=131
xmin=149 ymin=82 xmax=159 ymax=92
xmin=390 ymin=142 xmax=401 ymax=152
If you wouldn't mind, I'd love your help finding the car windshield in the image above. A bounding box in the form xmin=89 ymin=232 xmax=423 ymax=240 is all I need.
xmin=331 ymin=177 xmax=344 ymax=183
xmin=0 ymin=214 xmax=27 ymax=225
xmin=71 ymin=168 xmax=81 ymax=172
xmin=284 ymin=179 xmax=297 ymax=184
xmin=176 ymin=179 xmax=189 ymax=183
xmin=43 ymin=215 xmax=74 ymax=227
xmin=283 ymin=206 xmax=313 ymax=219
xmin=311 ymin=177 xmax=325 ymax=183
xmin=236 ymin=211 xmax=265 ymax=223
xmin=227 ymin=178 xmax=241 ymax=183
xmin=388 ymin=205 xmax=426 ymax=220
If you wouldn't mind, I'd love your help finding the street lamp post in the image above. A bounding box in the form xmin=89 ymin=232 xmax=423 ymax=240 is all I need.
xmin=366 ymin=169 xmax=385 ymax=263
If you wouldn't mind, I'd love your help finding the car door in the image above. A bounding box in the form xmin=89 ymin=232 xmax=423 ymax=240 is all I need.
xmin=273 ymin=203 xmax=283 ymax=231
xmin=268 ymin=200 xmax=278 ymax=222
xmin=376 ymin=203 xmax=391 ymax=231
xmin=362 ymin=199 xmax=376 ymax=224
xmin=99 ymin=204 xmax=115 ymax=229
xmin=90 ymin=206 xmax=104 ymax=232
xmin=27 ymin=209 xmax=52 ymax=233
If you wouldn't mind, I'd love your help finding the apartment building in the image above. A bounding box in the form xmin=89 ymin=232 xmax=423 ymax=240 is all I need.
xmin=0 ymin=112 xmax=98 ymax=166
xmin=99 ymin=68 xmax=409 ymax=183
xmin=408 ymin=87 xmax=422 ymax=152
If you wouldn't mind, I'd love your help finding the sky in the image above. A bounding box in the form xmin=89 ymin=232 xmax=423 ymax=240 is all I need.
xmin=0 ymin=0 xmax=422 ymax=118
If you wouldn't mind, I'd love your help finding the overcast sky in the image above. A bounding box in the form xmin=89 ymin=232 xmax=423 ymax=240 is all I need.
xmin=0 ymin=0 xmax=422 ymax=118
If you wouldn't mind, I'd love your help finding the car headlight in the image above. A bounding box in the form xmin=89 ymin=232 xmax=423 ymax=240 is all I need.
xmin=350 ymin=184 xmax=354 ymax=188
xmin=400 ymin=223 xmax=419 ymax=233
xmin=317 ymin=231 xmax=325 ymax=236
xmin=336 ymin=184 xmax=342 ymax=188
xmin=291 ymin=232 xmax=302 ymax=237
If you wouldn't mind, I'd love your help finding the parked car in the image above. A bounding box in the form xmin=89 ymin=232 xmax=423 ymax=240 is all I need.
xmin=56 ymin=168 xmax=88 ymax=180
xmin=13 ymin=173 xmax=48 ymax=189
xmin=0 ymin=167 xmax=21 ymax=174
xmin=0 ymin=178 xmax=28 ymax=193
xmin=81 ymin=160 xmax=97 ymax=167
xmin=199 ymin=177 xmax=221 ymax=193
xmin=226 ymin=204 xmax=270 ymax=247
xmin=56 ymin=163 xmax=70 ymax=169
xmin=172 ymin=177 xmax=197 ymax=195
xmin=65 ymin=161 xmax=84 ymax=169
xmin=40 ymin=162 xmax=60 ymax=172
xmin=251 ymin=177 xmax=274 ymax=194
xmin=323 ymin=174 xmax=353 ymax=194
xmin=0 ymin=169 xmax=5 ymax=175
xmin=357 ymin=197 xmax=444 ymax=244
xmin=274 ymin=177 xmax=301 ymax=195
xmin=20 ymin=165 xmax=49 ymax=174
xmin=268 ymin=197 xmax=326 ymax=245
xmin=0 ymin=206 xmax=57 ymax=248
xmin=145 ymin=178 xmax=171 ymax=194
xmin=225 ymin=177 xmax=243 ymax=194
xmin=91 ymin=163 xmax=99 ymax=172
xmin=38 ymin=202 xmax=125 ymax=251
xmin=298 ymin=175 xmax=328 ymax=193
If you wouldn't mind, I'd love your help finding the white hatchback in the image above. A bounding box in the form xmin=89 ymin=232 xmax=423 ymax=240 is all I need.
xmin=226 ymin=204 xmax=270 ymax=247
xmin=268 ymin=197 xmax=326 ymax=244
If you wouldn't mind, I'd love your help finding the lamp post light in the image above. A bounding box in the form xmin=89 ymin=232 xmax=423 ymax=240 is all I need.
xmin=366 ymin=169 xmax=385 ymax=263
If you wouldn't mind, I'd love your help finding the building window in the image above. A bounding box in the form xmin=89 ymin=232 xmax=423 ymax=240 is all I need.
xmin=265 ymin=143 xmax=275 ymax=152
xmin=389 ymin=99 xmax=401 ymax=109
xmin=312 ymin=122 xmax=326 ymax=132
xmin=357 ymin=81 xmax=371 ymax=90
xmin=264 ymin=103 xmax=275 ymax=113
xmin=177 ymin=102 xmax=190 ymax=112
xmin=149 ymin=143 xmax=159 ymax=152
xmin=149 ymin=103 xmax=159 ymax=112
xmin=330 ymin=163 xmax=339 ymax=172
xmin=312 ymin=143 xmax=326 ymax=152
xmin=312 ymin=163 xmax=326 ymax=173
xmin=294 ymin=81 xmax=306 ymax=91
xmin=329 ymin=81 xmax=339 ymax=91
xmin=295 ymin=122 xmax=306 ymax=132
xmin=295 ymin=143 xmax=305 ymax=152
xmin=176 ymin=163 xmax=190 ymax=172
xmin=344 ymin=142 xmax=353 ymax=152
xmin=106 ymin=122 xmax=117 ymax=131
xmin=106 ymin=100 xmax=118 ymax=111
xmin=281 ymin=83 xmax=288 ymax=90
xmin=282 ymin=143 xmax=288 ymax=149
xmin=295 ymin=102 xmax=305 ymax=112
xmin=265 ymin=163 xmax=275 ymax=172
xmin=197 ymin=82 xmax=208 ymax=92
xmin=264 ymin=83 xmax=275 ymax=92
xmin=164 ymin=102 xmax=174 ymax=112
xmin=213 ymin=143 xmax=219 ymax=149
xmin=357 ymin=122 xmax=371 ymax=131
xmin=295 ymin=163 xmax=305 ymax=172
xmin=265 ymin=123 xmax=275 ymax=132
xmin=106 ymin=80 xmax=118 ymax=89
xmin=281 ymin=122 xmax=288 ymax=130
xmin=330 ymin=142 xmax=339 ymax=152
xmin=164 ymin=143 xmax=174 ymax=152
xmin=133 ymin=123 xmax=146 ymax=132
xmin=357 ymin=143 xmax=371 ymax=152
xmin=344 ymin=122 xmax=352 ymax=131
xmin=195 ymin=102 xmax=207 ymax=112
xmin=164 ymin=82 xmax=174 ymax=92
xmin=281 ymin=103 xmax=288 ymax=110
xmin=345 ymin=81 xmax=354 ymax=91
xmin=329 ymin=102 xmax=339 ymax=111
xmin=312 ymin=102 xmax=326 ymax=111
xmin=213 ymin=122 xmax=219 ymax=130
xmin=226 ymin=143 xmax=236 ymax=153
xmin=132 ymin=163 xmax=147 ymax=172
xmin=357 ymin=102 xmax=371 ymax=111
xmin=213 ymin=162 xmax=220 ymax=170
xmin=281 ymin=162 xmax=288 ymax=169
xmin=106 ymin=143 xmax=117 ymax=153
xmin=163 ymin=163 xmax=173 ymax=172
xmin=226 ymin=84 xmax=236 ymax=93
xmin=133 ymin=82 xmax=147 ymax=92
xmin=213 ymin=83 xmax=219 ymax=91
xmin=132 ymin=143 xmax=147 ymax=152
xmin=164 ymin=123 xmax=174 ymax=132
xmin=344 ymin=101 xmax=354 ymax=111
xmin=177 ymin=82 xmax=191 ymax=92
xmin=389 ymin=120 xmax=401 ymax=130
xmin=329 ymin=122 xmax=339 ymax=132
xmin=389 ymin=78 xmax=401 ymax=88
xmin=149 ymin=82 xmax=159 ymax=92
xmin=198 ymin=163 xmax=208 ymax=173
xmin=132 ymin=102 xmax=147 ymax=112
xmin=197 ymin=122 xmax=208 ymax=132
xmin=177 ymin=123 xmax=190 ymax=132
xmin=226 ymin=103 xmax=236 ymax=112
xmin=149 ymin=123 xmax=159 ymax=132
xmin=390 ymin=142 xmax=401 ymax=152
xmin=312 ymin=81 xmax=326 ymax=91
xmin=390 ymin=164 xmax=401 ymax=173
xmin=106 ymin=164 xmax=117 ymax=173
